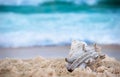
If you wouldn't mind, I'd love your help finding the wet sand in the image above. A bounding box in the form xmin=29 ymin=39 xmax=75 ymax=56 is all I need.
xmin=0 ymin=45 xmax=120 ymax=60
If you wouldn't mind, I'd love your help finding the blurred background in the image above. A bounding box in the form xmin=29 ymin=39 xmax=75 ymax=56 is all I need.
xmin=0 ymin=0 xmax=120 ymax=59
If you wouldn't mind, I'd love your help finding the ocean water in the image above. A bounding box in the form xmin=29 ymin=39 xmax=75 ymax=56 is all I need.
xmin=0 ymin=0 xmax=120 ymax=48
xmin=0 ymin=12 xmax=120 ymax=48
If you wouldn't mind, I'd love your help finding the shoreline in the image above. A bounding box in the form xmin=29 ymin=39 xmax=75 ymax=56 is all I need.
xmin=0 ymin=44 xmax=120 ymax=60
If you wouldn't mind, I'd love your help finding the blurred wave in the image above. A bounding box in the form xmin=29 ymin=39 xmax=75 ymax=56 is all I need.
xmin=0 ymin=0 xmax=99 ymax=6
xmin=0 ymin=12 xmax=120 ymax=47
xmin=0 ymin=0 xmax=120 ymax=13
xmin=0 ymin=0 xmax=120 ymax=47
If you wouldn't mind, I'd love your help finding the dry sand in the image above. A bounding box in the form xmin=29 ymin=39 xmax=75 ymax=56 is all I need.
xmin=0 ymin=56 xmax=120 ymax=77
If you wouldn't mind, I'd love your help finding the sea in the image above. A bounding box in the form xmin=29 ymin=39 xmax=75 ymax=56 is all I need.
xmin=0 ymin=0 xmax=120 ymax=48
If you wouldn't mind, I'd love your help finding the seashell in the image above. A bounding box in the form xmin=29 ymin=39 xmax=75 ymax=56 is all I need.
xmin=65 ymin=40 xmax=106 ymax=72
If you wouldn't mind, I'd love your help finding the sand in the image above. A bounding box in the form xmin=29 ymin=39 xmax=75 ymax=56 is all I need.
xmin=0 ymin=45 xmax=120 ymax=77
xmin=0 ymin=55 xmax=120 ymax=77
xmin=0 ymin=45 xmax=120 ymax=60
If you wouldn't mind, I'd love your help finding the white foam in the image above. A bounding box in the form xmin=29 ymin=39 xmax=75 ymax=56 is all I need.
xmin=0 ymin=13 xmax=120 ymax=47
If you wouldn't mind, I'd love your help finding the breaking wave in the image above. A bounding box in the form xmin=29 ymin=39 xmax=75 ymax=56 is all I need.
xmin=0 ymin=12 xmax=120 ymax=48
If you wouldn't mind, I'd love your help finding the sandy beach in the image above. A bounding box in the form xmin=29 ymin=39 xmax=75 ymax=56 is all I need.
xmin=0 ymin=56 xmax=120 ymax=77
xmin=0 ymin=45 xmax=120 ymax=60
xmin=0 ymin=45 xmax=120 ymax=77
xmin=0 ymin=0 xmax=120 ymax=76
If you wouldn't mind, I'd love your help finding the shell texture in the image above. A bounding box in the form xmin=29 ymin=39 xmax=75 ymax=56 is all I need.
xmin=66 ymin=40 xmax=105 ymax=72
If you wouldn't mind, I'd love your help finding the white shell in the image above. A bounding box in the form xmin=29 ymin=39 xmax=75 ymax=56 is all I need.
xmin=66 ymin=40 xmax=105 ymax=72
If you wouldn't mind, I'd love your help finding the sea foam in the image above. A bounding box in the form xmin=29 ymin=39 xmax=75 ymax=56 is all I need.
xmin=0 ymin=13 xmax=120 ymax=47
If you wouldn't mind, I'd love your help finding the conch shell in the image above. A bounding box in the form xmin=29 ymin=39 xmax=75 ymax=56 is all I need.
xmin=65 ymin=40 xmax=105 ymax=72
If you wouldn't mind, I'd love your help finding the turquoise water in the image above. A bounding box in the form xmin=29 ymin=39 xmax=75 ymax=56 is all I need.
xmin=0 ymin=1 xmax=120 ymax=47
xmin=0 ymin=0 xmax=120 ymax=13
xmin=0 ymin=12 xmax=120 ymax=47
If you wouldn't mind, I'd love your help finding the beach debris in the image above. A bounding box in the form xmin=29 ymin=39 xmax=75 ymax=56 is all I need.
xmin=65 ymin=40 xmax=106 ymax=72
